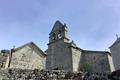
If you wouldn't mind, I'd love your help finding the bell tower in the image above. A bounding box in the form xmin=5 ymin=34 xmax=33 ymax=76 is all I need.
xmin=46 ymin=21 xmax=73 ymax=71
xmin=48 ymin=20 xmax=69 ymax=45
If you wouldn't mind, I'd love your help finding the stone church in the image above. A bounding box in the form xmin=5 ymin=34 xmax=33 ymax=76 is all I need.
xmin=0 ymin=20 xmax=117 ymax=73
xmin=110 ymin=37 xmax=120 ymax=70
xmin=45 ymin=21 xmax=114 ymax=72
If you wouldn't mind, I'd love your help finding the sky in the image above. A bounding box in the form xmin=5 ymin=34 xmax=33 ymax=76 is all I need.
xmin=0 ymin=0 xmax=120 ymax=51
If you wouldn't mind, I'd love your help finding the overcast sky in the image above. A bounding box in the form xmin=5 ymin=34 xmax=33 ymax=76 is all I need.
xmin=0 ymin=0 xmax=120 ymax=51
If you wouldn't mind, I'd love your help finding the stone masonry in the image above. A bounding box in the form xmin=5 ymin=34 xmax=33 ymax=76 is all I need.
xmin=46 ymin=20 xmax=115 ymax=72
xmin=0 ymin=20 xmax=117 ymax=78
xmin=110 ymin=38 xmax=120 ymax=70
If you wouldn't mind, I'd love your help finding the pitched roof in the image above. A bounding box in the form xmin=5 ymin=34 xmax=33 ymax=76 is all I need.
xmin=68 ymin=42 xmax=83 ymax=51
xmin=109 ymin=38 xmax=120 ymax=48
xmin=50 ymin=20 xmax=64 ymax=34
xmin=14 ymin=42 xmax=47 ymax=57
xmin=82 ymin=50 xmax=111 ymax=55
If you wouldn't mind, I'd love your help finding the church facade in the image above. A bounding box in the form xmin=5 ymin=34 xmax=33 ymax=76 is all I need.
xmin=46 ymin=21 xmax=114 ymax=72
xmin=0 ymin=21 xmax=116 ymax=73
xmin=110 ymin=37 xmax=120 ymax=70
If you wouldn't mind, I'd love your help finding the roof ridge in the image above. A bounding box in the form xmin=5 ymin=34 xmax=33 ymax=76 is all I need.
xmin=110 ymin=38 xmax=120 ymax=48
xmin=14 ymin=42 xmax=47 ymax=56
xmin=50 ymin=20 xmax=64 ymax=34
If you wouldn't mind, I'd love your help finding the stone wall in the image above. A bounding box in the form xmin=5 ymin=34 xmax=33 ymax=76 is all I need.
xmin=0 ymin=53 xmax=8 ymax=68
xmin=0 ymin=69 xmax=117 ymax=80
xmin=71 ymin=47 xmax=81 ymax=72
xmin=80 ymin=51 xmax=111 ymax=73
xmin=0 ymin=69 xmax=84 ymax=80
xmin=110 ymin=40 xmax=120 ymax=70
xmin=107 ymin=54 xmax=115 ymax=72
xmin=46 ymin=40 xmax=73 ymax=71
xmin=9 ymin=45 xmax=46 ymax=70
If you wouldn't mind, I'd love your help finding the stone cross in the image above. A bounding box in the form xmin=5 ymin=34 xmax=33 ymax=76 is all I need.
xmin=116 ymin=34 xmax=119 ymax=39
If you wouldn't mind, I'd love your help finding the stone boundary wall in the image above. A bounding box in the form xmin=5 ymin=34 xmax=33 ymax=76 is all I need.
xmin=0 ymin=69 xmax=118 ymax=80
xmin=0 ymin=69 xmax=83 ymax=80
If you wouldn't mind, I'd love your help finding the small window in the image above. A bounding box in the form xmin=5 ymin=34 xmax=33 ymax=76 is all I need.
xmin=52 ymin=33 xmax=56 ymax=40
xmin=58 ymin=31 xmax=62 ymax=39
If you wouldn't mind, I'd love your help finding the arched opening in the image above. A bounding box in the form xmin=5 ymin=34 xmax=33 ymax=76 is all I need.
xmin=52 ymin=33 xmax=56 ymax=40
xmin=58 ymin=31 xmax=62 ymax=39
